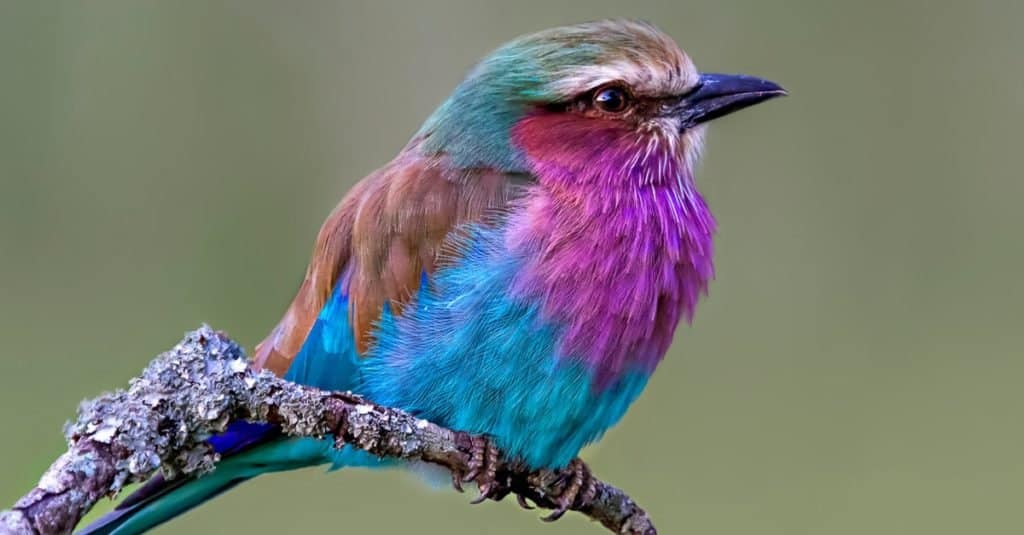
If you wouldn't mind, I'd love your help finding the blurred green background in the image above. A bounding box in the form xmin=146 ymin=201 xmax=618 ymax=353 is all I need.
xmin=2 ymin=1 xmax=1022 ymax=533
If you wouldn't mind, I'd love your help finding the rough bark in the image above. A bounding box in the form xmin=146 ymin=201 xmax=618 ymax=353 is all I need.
xmin=0 ymin=326 xmax=656 ymax=534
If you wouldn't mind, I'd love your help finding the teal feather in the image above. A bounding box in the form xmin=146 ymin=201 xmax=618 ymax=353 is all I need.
xmin=418 ymin=33 xmax=602 ymax=171
xmin=362 ymin=224 xmax=649 ymax=468
xmin=284 ymin=278 xmax=361 ymax=391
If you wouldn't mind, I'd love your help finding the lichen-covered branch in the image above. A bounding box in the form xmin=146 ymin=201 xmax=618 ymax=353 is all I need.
xmin=0 ymin=326 xmax=656 ymax=535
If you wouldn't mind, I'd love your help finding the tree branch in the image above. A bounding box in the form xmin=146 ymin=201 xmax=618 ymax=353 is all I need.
xmin=0 ymin=326 xmax=656 ymax=535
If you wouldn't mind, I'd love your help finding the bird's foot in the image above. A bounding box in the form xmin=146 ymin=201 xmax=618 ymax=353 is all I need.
xmin=532 ymin=458 xmax=598 ymax=522
xmin=451 ymin=434 xmax=511 ymax=503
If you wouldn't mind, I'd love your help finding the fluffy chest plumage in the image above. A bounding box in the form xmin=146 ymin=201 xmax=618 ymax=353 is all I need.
xmin=508 ymin=111 xmax=717 ymax=386
xmin=360 ymin=124 xmax=715 ymax=468
xmin=506 ymin=182 xmax=713 ymax=388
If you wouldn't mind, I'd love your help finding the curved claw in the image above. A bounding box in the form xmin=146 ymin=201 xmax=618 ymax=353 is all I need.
xmin=450 ymin=470 xmax=465 ymax=493
xmin=537 ymin=458 xmax=595 ymax=523
xmin=517 ymin=494 xmax=535 ymax=510
xmin=542 ymin=508 xmax=568 ymax=522
xmin=486 ymin=483 xmax=512 ymax=503
xmin=470 ymin=490 xmax=490 ymax=505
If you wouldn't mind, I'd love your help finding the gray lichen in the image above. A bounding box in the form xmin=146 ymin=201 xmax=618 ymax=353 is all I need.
xmin=0 ymin=326 xmax=656 ymax=535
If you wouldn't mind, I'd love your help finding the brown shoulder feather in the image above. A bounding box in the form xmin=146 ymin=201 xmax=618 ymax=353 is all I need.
xmin=253 ymin=148 xmax=522 ymax=376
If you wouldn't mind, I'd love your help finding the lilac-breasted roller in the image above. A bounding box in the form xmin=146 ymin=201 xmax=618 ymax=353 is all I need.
xmin=83 ymin=19 xmax=784 ymax=534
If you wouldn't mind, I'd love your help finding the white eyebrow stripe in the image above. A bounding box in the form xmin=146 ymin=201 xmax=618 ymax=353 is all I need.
xmin=547 ymin=54 xmax=698 ymax=99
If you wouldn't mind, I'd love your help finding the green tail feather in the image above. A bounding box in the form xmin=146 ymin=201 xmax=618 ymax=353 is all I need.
xmin=78 ymin=439 xmax=332 ymax=535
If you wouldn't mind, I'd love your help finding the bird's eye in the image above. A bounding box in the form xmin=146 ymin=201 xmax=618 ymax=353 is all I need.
xmin=592 ymin=86 xmax=630 ymax=113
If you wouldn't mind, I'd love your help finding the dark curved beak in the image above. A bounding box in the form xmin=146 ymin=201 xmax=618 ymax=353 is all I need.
xmin=672 ymin=73 xmax=786 ymax=131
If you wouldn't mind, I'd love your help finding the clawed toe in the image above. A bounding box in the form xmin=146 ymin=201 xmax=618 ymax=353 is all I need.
xmin=449 ymin=469 xmax=465 ymax=493
xmin=461 ymin=434 xmax=509 ymax=504
xmin=540 ymin=458 xmax=596 ymax=522
xmin=454 ymin=438 xmax=596 ymax=519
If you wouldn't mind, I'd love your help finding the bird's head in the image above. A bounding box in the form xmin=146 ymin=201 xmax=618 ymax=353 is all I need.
xmin=419 ymin=19 xmax=785 ymax=186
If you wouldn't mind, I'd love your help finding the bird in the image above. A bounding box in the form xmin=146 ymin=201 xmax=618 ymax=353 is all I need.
xmin=82 ymin=19 xmax=784 ymax=534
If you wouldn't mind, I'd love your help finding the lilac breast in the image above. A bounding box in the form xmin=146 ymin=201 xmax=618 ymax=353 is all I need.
xmin=508 ymin=113 xmax=716 ymax=388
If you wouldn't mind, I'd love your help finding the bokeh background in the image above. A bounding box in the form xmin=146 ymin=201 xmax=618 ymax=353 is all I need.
xmin=2 ymin=1 xmax=1022 ymax=534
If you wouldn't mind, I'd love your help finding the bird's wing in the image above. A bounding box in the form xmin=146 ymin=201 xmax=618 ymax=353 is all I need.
xmin=253 ymin=147 xmax=524 ymax=377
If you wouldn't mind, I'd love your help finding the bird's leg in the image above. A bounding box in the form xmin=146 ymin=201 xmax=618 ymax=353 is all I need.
xmin=462 ymin=434 xmax=512 ymax=504
xmin=448 ymin=432 xmax=482 ymax=493
xmin=452 ymin=434 xmax=582 ymax=512
xmin=450 ymin=433 xmax=513 ymax=503
xmin=462 ymin=434 xmax=495 ymax=483
xmin=533 ymin=458 xmax=598 ymax=522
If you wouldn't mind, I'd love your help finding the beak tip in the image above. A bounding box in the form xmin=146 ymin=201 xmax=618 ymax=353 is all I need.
xmin=678 ymin=73 xmax=787 ymax=129
xmin=752 ymin=78 xmax=787 ymax=98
